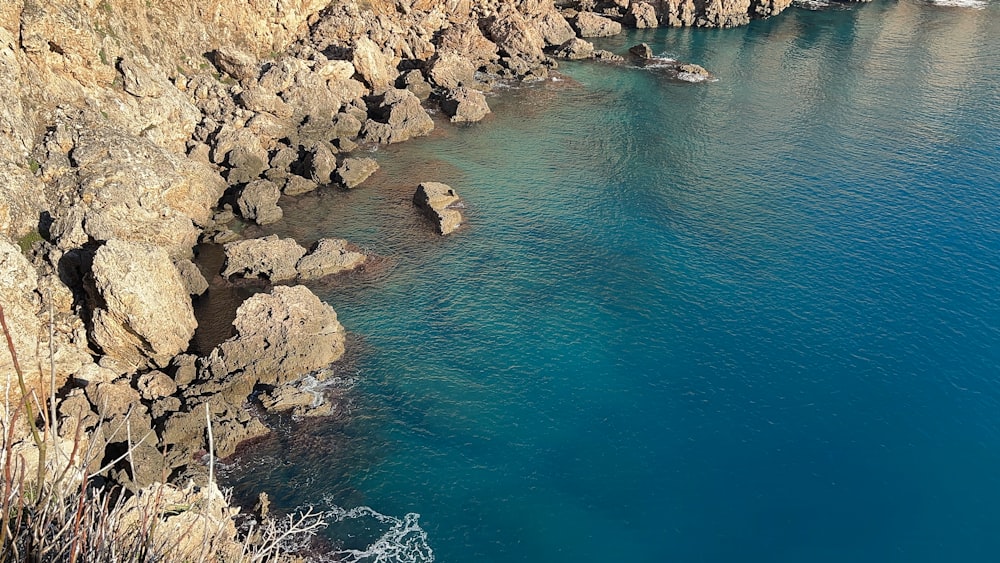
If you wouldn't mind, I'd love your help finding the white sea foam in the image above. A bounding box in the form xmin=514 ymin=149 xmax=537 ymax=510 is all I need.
xmin=677 ymin=72 xmax=709 ymax=83
xmin=927 ymin=0 xmax=987 ymax=8
xmin=324 ymin=505 xmax=434 ymax=563
xmin=793 ymin=0 xmax=831 ymax=9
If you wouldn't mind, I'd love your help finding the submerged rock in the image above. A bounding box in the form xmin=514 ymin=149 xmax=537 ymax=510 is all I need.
xmin=336 ymin=157 xmax=379 ymax=189
xmin=221 ymin=235 xmax=307 ymax=281
xmin=414 ymin=182 xmax=464 ymax=235
xmin=295 ymin=238 xmax=367 ymax=280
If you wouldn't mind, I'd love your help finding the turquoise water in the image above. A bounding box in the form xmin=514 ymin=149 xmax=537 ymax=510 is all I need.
xmin=222 ymin=2 xmax=1000 ymax=561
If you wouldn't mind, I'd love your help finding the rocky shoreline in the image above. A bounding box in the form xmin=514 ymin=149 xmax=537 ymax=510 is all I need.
xmin=0 ymin=0 xmax=802 ymax=557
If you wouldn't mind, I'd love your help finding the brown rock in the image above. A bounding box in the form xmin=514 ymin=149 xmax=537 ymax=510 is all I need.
xmin=296 ymin=238 xmax=367 ymax=280
xmin=440 ymin=87 xmax=491 ymax=123
xmin=413 ymin=182 xmax=464 ymax=235
xmin=221 ymin=235 xmax=307 ymax=282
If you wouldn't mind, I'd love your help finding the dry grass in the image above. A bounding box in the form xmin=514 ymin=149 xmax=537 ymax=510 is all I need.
xmin=0 ymin=305 xmax=327 ymax=562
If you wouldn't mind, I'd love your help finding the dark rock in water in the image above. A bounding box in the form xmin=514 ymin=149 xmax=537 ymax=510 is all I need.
xmin=573 ymin=12 xmax=622 ymax=38
xmin=629 ymin=43 xmax=654 ymax=59
xmin=221 ymin=235 xmax=307 ymax=281
xmin=414 ymin=182 xmax=464 ymax=235
xmin=237 ymin=179 xmax=282 ymax=225
xmin=296 ymin=238 xmax=367 ymax=280
xmin=336 ymin=157 xmax=379 ymax=189
xmin=553 ymin=38 xmax=595 ymax=60
xmin=174 ymin=259 xmax=209 ymax=296
xmin=677 ymin=63 xmax=714 ymax=82
xmin=593 ymin=50 xmax=625 ymax=62
xmin=363 ymin=88 xmax=435 ymax=145
xmin=440 ymin=87 xmax=491 ymax=124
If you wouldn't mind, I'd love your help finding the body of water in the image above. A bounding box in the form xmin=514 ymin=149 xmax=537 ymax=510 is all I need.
xmin=222 ymin=2 xmax=1000 ymax=561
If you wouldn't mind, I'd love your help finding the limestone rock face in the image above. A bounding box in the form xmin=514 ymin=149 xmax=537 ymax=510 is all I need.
xmin=488 ymin=7 xmax=547 ymax=63
xmin=295 ymin=238 xmax=367 ymax=280
xmin=627 ymin=2 xmax=660 ymax=28
xmin=0 ymin=241 xmax=45 ymax=389
xmin=573 ymin=12 xmax=623 ymax=38
xmin=221 ymin=235 xmax=307 ymax=282
xmin=199 ymin=285 xmax=346 ymax=395
xmin=363 ymin=88 xmax=434 ymax=144
xmin=428 ymin=51 xmax=477 ymax=90
xmin=414 ymin=182 xmax=464 ymax=235
xmin=438 ymin=22 xmax=500 ymax=69
xmin=441 ymin=87 xmax=491 ymax=123
xmin=237 ymin=179 xmax=283 ymax=225
xmin=353 ymin=36 xmax=398 ymax=92
xmin=661 ymin=0 xmax=791 ymax=27
xmin=44 ymin=118 xmax=225 ymax=259
xmin=89 ymin=239 xmax=197 ymax=370
xmin=336 ymin=157 xmax=379 ymax=189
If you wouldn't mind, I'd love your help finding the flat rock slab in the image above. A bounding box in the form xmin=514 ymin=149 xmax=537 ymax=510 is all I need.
xmin=336 ymin=157 xmax=379 ymax=189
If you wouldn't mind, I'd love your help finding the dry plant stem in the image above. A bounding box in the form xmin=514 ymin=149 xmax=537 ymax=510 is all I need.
xmin=0 ymin=305 xmax=47 ymax=491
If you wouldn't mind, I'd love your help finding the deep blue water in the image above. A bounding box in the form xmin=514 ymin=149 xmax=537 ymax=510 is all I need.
xmin=222 ymin=1 xmax=1000 ymax=561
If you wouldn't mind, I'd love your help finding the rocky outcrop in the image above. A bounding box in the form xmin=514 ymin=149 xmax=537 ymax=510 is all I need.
xmin=629 ymin=43 xmax=654 ymax=59
xmin=237 ymin=179 xmax=283 ymax=225
xmin=626 ymin=2 xmax=660 ymax=28
xmin=554 ymin=38 xmax=596 ymax=60
xmin=363 ymin=88 xmax=435 ymax=144
xmin=441 ymin=87 xmax=492 ymax=123
xmin=573 ymin=12 xmax=623 ymax=38
xmin=660 ymin=0 xmax=792 ymax=28
xmin=89 ymin=239 xmax=197 ymax=371
xmin=414 ymin=182 xmax=464 ymax=235
xmin=428 ymin=51 xmax=478 ymax=90
xmin=174 ymin=259 xmax=209 ymax=296
xmin=677 ymin=63 xmax=714 ymax=82
xmin=198 ymin=285 xmax=346 ymax=398
xmin=295 ymin=238 xmax=367 ymax=280
xmin=42 ymin=115 xmax=225 ymax=259
xmin=221 ymin=235 xmax=307 ymax=282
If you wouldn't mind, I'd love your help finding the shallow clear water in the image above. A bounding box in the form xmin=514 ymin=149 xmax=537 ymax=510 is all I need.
xmin=221 ymin=2 xmax=1000 ymax=561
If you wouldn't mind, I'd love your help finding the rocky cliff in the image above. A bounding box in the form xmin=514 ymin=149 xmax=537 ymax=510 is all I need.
xmin=0 ymin=0 xmax=794 ymax=556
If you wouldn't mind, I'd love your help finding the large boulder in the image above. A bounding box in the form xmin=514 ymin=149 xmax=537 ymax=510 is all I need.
xmin=44 ymin=120 xmax=225 ymax=259
xmin=199 ymin=285 xmax=346 ymax=394
xmin=220 ymin=235 xmax=307 ymax=282
xmin=437 ymin=22 xmax=500 ymax=69
xmin=440 ymin=87 xmax=491 ymax=124
xmin=352 ymin=36 xmax=398 ymax=92
xmin=295 ymin=238 xmax=367 ymax=280
xmin=573 ymin=12 xmax=623 ymax=38
xmin=362 ymin=88 xmax=434 ymax=145
xmin=626 ymin=2 xmax=660 ymax=28
xmin=89 ymin=240 xmax=197 ymax=370
xmin=487 ymin=7 xmax=546 ymax=63
xmin=413 ymin=182 xmax=464 ymax=235
xmin=428 ymin=51 xmax=477 ymax=90
xmin=237 ymin=179 xmax=283 ymax=225
xmin=554 ymin=38 xmax=595 ymax=60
